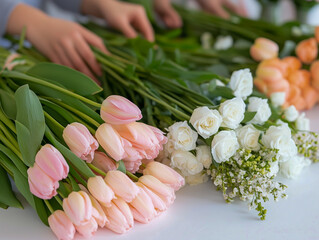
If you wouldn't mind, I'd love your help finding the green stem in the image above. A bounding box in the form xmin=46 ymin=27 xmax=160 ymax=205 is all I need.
xmin=87 ymin=163 xmax=106 ymax=177
xmin=43 ymin=111 xmax=65 ymax=133
xmin=0 ymin=110 xmax=16 ymax=134
xmin=57 ymin=190 xmax=67 ymax=199
xmin=159 ymin=90 xmax=194 ymax=113
xmin=44 ymin=200 xmax=54 ymax=214
xmin=54 ymin=195 xmax=63 ymax=206
xmin=0 ymin=129 xmax=22 ymax=159
xmin=126 ymin=171 xmax=139 ymax=182
xmin=0 ymin=120 xmax=18 ymax=149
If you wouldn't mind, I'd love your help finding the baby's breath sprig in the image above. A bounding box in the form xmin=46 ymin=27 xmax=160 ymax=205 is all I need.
xmin=293 ymin=132 xmax=319 ymax=163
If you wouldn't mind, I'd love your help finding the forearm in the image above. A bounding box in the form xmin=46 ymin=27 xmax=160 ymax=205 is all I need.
xmin=0 ymin=0 xmax=20 ymax=37
xmin=52 ymin=0 xmax=83 ymax=13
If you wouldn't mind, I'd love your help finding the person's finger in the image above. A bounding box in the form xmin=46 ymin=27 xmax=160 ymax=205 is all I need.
xmin=116 ymin=19 xmax=138 ymax=39
xmin=206 ymin=2 xmax=230 ymax=19
xmin=155 ymin=1 xmax=182 ymax=28
xmin=237 ymin=0 xmax=248 ymax=17
xmin=52 ymin=44 xmax=74 ymax=68
xmin=131 ymin=8 xmax=154 ymax=41
xmin=80 ymin=27 xmax=109 ymax=54
xmin=223 ymin=0 xmax=246 ymax=16
xmin=74 ymin=33 xmax=102 ymax=76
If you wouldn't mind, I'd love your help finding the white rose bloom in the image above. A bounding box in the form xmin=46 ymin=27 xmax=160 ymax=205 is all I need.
xmin=211 ymin=130 xmax=239 ymax=163
xmin=268 ymin=161 xmax=279 ymax=177
xmin=296 ymin=113 xmax=310 ymax=131
xmin=214 ymin=35 xmax=233 ymax=50
xmin=284 ymin=105 xmax=299 ymax=122
xmin=219 ymin=98 xmax=246 ymax=129
xmin=280 ymin=155 xmax=311 ymax=179
xmin=166 ymin=121 xmax=198 ymax=153
xmin=216 ymin=79 xmax=225 ymax=87
xmin=229 ymin=68 xmax=253 ymax=99
xmin=247 ymin=97 xmax=271 ymax=124
xmin=185 ymin=172 xmax=209 ymax=185
xmin=170 ymin=150 xmax=203 ymax=176
xmin=270 ymin=92 xmax=286 ymax=107
xmin=196 ymin=145 xmax=212 ymax=168
xmin=236 ymin=124 xmax=261 ymax=151
xmin=261 ymin=125 xmax=297 ymax=160
xmin=190 ymin=107 xmax=222 ymax=139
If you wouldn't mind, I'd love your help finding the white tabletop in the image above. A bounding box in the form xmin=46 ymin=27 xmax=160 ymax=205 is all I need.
xmin=1 ymin=106 xmax=319 ymax=240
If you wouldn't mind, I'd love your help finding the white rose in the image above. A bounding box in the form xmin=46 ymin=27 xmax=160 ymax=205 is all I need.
xmin=196 ymin=145 xmax=212 ymax=168
xmin=247 ymin=97 xmax=271 ymax=124
xmin=236 ymin=124 xmax=261 ymax=151
xmin=296 ymin=113 xmax=310 ymax=131
xmin=190 ymin=107 xmax=222 ymax=139
xmin=284 ymin=105 xmax=299 ymax=122
xmin=214 ymin=35 xmax=233 ymax=50
xmin=279 ymin=155 xmax=311 ymax=179
xmin=185 ymin=172 xmax=209 ymax=185
xmin=261 ymin=125 xmax=297 ymax=159
xmin=268 ymin=161 xmax=279 ymax=177
xmin=216 ymin=79 xmax=225 ymax=87
xmin=211 ymin=130 xmax=239 ymax=163
xmin=270 ymin=92 xmax=286 ymax=107
xmin=170 ymin=150 xmax=203 ymax=176
xmin=229 ymin=68 xmax=253 ymax=99
xmin=219 ymin=98 xmax=246 ymax=129
xmin=167 ymin=121 xmax=198 ymax=153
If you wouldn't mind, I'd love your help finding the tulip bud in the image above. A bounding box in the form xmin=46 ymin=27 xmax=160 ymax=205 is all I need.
xmin=254 ymin=78 xmax=268 ymax=94
xmin=282 ymin=56 xmax=302 ymax=75
xmin=256 ymin=66 xmax=283 ymax=84
xmin=104 ymin=170 xmax=139 ymax=202
xmin=63 ymin=123 xmax=98 ymax=163
xmin=48 ymin=210 xmax=75 ymax=240
xmin=91 ymin=151 xmax=117 ymax=173
xmin=296 ymin=38 xmax=318 ymax=64
xmin=96 ymin=123 xmax=125 ymax=161
xmin=287 ymin=69 xmax=310 ymax=88
xmin=302 ymin=86 xmax=318 ymax=110
xmin=100 ymin=95 xmax=142 ymax=125
xmin=28 ymin=163 xmax=59 ymax=199
xmin=143 ymin=161 xmax=185 ymax=191
xmin=75 ymin=218 xmax=98 ymax=238
xmin=315 ymin=26 xmax=319 ymax=43
xmin=267 ymin=79 xmax=290 ymax=97
xmin=259 ymin=58 xmax=288 ymax=77
xmin=87 ymin=176 xmax=115 ymax=207
xmin=63 ymin=191 xmax=92 ymax=225
xmin=35 ymin=144 xmax=69 ymax=181
xmin=123 ymin=159 xmax=142 ymax=173
xmin=310 ymin=60 xmax=319 ymax=91
xmin=250 ymin=37 xmax=279 ymax=62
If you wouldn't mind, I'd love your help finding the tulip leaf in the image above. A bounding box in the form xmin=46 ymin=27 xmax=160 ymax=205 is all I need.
xmin=0 ymin=89 xmax=17 ymax=119
xmin=0 ymin=202 xmax=8 ymax=209
xmin=242 ymin=112 xmax=257 ymax=124
xmin=208 ymin=86 xmax=234 ymax=99
xmin=33 ymin=197 xmax=49 ymax=226
xmin=0 ymin=165 xmax=23 ymax=209
xmin=27 ymin=62 xmax=102 ymax=96
xmin=15 ymin=85 xmax=45 ymax=167
xmin=117 ymin=160 xmax=126 ymax=174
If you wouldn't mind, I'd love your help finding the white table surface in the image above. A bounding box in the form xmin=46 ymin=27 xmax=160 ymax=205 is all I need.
xmin=1 ymin=106 xmax=319 ymax=240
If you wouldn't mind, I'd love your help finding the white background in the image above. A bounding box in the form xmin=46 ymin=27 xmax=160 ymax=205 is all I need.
xmin=0 ymin=106 xmax=319 ymax=240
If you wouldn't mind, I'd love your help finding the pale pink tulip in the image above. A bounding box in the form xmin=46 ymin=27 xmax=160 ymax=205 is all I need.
xmin=104 ymin=170 xmax=139 ymax=202
xmin=87 ymin=176 xmax=115 ymax=207
xmin=91 ymin=151 xmax=117 ymax=173
xmin=48 ymin=210 xmax=75 ymax=240
xmin=148 ymin=126 xmax=168 ymax=151
xmin=138 ymin=175 xmax=176 ymax=207
xmin=63 ymin=123 xmax=99 ymax=163
xmin=75 ymin=218 xmax=98 ymax=238
xmin=35 ymin=144 xmax=69 ymax=181
xmin=129 ymin=186 xmax=156 ymax=223
xmin=143 ymin=161 xmax=185 ymax=190
xmin=250 ymin=38 xmax=279 ymax=62
xmin=100 ymin=95 xmax=142 ymax=125
xmin=96 ymin=123 xmax=125 ymax=161
xmin=28 ymin=164 xmax=59 ymax=199
xmin=63 ymin=191 xmax=92 ymax=225
xmin=102 ymin=199 xmax=134 ymax=234
xmin=123 ymin=160 xmax=142 ymax=173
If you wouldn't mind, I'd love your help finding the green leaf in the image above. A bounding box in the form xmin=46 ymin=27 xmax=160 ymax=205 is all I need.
xmin=208 ymin=86 xmax=234 ymax=99
xmin=15 ymin=85 xmax=45 ymax=167
xmin=242 ymin=112 xmax=257 ymax=124
xmin=0 ymin=202 xmax=8 ymax=209
xmin=0 ymin=165 xmax=23 ymax=209
xmin=0 ymin=89 xmax=17 ymax=119
xmin=27 ymin=63 xmax=102 ymax=96
xmin=117 ymin=160 xmax=126 ymax=174
xmin=33 ymin=197 xmax=49 ymax=226
xmin=68 ymin=175 xmax=81 ymax=192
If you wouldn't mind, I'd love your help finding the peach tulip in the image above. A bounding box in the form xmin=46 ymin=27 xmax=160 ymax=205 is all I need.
xmin=143 ymin=161 xmax=185 ymax=191
xmin=28 ymin=163 xmax=59 ymax=199
xmin=254 ymin=78 xmax=268 ymax=94
xmin=75 ymin=218 xmax=98 ymax=238
xmin=315 ymin=26 xmax=319 ymax=43
xmin=296 ymin=38 xmax=318 ymax=64
xmin=267 ymin=78 xmax=290 ymax=96
xmin=282 ymin=56 xmax=302 ymax=75
xmin=289 ymin=96 xmax=307 ymax=111
xmin=256 ymin=66 xmax=283 ymax=84
xmin=310 ymin=60 xmax=319 ymax=91
xmin=100 ymin=95 xmax=142 ymax=125
xmin=63 ymin=123 xmax=98 ymax=163
xmin=87 ymin=176 xmax=115 ymax=207
xmin=287 ymin=69 xmax=311 ymax=88
xmin=91 ymin=151 xmax=117 ymax=173
xmin=48 ymin=210 xmax=75 ymax=240
xmin=123 ymin=159 xmax=142 ymax=173
xmin=35 ymin=144 xmax=68 ymax=182
xmin=259 ymin=58 xmax=289 ymax=78
xmin=302 ymin=86 xmax=318 ymax=109
xmin=104 ymin=170 xmax=140 ymax=203
xmin=250 ymin=37 xmax=279 ymax=62
xmin=63 ymin=191 xmax=92 ymax=225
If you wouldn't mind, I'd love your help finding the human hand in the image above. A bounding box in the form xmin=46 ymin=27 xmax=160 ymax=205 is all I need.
xmin=154 ymin=0 xmax=182 ymax=28
xmin=196 ymin=0 xmax=247 ymax=19
xmin=82 ymin=0 xmax=154 ymax=42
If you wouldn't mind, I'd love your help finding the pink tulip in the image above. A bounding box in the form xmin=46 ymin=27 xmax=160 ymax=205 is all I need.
xmin=123 ymin=159 xmax=142 ymax=173
xmin=129 ymin=186 xmax=156 ymax=223
xmin=102 ymin=199 xmax=134 ymax=234
xmin=63 ymin=123 xmax=99 ymax=163
xmin=250 ymin=38 xmax=279 ymax=62
xmin=143 ymin=161 xmax=185 ymax=191
xmin=28 ymin=163 xmax=59 ymax=199
xmin=91 ymin=151 xmax=117 ymax=173
xmin=139 ymin=175 xmax=176 ymax=207
xmin=96 ymin=123 xmax=126 ymax=161
xmin=100 ymin=95 xmax=142 ymax=125
xmin=35 ymin=144 xmax=69 ymax=181
xmin=104 ymin=170 xmax=139 ymax=203
xmin=63 ymin=191 xmax=92 ymax=225
xmin=48 ymin=210 xmax=75 ymax=240
xmin=87 ymin=176 xmax=115 ymax=207
xmin=75 ymin=218 xmax=98 ymax=238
